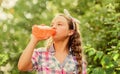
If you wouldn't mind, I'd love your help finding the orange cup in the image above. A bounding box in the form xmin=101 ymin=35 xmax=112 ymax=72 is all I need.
xmin=32 ymin=25 xmax=56 ymax=40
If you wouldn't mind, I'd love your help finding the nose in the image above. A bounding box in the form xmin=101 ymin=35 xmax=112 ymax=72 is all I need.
xmin=52 ymin=24 xmax=57 ymax=29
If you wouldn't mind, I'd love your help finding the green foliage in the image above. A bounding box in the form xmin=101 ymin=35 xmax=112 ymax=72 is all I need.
xmin=82 ymin=0 xmax=120 ymax=74
xmin=0 ymin=0 xmax=120 ymax=74
xmin=0 ymin=54 xmax=8 ymax=65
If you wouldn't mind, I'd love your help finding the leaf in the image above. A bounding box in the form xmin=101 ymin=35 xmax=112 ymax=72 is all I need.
xmin=105 ymin=68 xmax=116 ymax=74
xmin=100 ymin=55 xmax=114 ymax=68
xmin=94 ymin=51 xmax=104 ymax=61
xmin=92 ymin=67 xmax=106 ymax=74
xmin=88 ymin=48 xmax=96 ymax=56
xmin=113 ymin=53 xmax=119 ymax=61
xmin=0 ymin=54 xmax=8 ymax=66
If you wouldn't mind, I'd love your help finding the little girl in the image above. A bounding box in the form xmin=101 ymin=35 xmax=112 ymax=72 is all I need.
xmin=18 ymin=10 xmax=87 ymax=74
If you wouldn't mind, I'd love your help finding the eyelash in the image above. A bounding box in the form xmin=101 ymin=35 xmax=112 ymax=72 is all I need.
xmin=57 ymin=24 xmax=61 ymax=25
xmin=51 ymin=24 xmax=62 ymax=26
xmin=58 ymin=24 xmax=62 ymax=25
xmin=51 ymin=24 xmax=53 ymax=27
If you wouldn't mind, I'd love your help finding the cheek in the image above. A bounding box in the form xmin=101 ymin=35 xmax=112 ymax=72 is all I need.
xmin=57 ymin=28 xmax=69 ymax=35
xmin=52 ymin=28 xmax=69 ymax=40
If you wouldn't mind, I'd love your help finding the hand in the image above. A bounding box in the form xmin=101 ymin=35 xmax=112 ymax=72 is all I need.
xmin=31 ymin=34 xmax=49 ymax=42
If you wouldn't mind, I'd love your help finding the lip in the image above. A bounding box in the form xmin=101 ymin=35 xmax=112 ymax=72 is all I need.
xmin=52 ymin=31 xmax=57 ymax=37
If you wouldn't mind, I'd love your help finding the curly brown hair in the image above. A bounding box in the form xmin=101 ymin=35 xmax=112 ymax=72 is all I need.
xmin=59 ymin=14 xmax=83 ymax=74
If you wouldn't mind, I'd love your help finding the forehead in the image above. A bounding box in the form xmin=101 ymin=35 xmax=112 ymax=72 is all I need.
xmin=52 ymin=15 xmax=68 ymax=23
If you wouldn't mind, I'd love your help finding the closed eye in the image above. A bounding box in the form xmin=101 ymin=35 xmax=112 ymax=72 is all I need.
xmin=58 ymin=23 xmax=62 ymax=26
xmin=50 ymin=24 xmax=54 ymax=27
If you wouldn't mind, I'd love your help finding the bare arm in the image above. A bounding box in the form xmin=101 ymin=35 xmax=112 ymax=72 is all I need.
xmin=18 ymin=25 xmax=51 ymax=71
xmin=18 ymin=35 xmax=39 ymax=71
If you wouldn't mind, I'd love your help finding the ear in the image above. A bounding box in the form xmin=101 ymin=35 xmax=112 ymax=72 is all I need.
xmin=68 ymin=30 xmax=74 ymax=36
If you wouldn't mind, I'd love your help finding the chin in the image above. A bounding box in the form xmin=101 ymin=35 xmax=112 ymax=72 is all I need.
xmin=52 ymin=36 xmax=56 ymax=40
xmin=52 ymin=36 xmax=59 ymax=41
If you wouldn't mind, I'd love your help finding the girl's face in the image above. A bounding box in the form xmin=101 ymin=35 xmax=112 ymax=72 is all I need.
xmin=51 ymin=15 xmax=73 ymax=41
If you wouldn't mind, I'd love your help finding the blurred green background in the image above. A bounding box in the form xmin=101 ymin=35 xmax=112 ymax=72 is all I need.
xmin=0 ymin=0 xmax=120 ymax=74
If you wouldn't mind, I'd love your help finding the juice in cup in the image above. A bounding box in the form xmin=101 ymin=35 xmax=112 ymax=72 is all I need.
xmin=32 ymin=25 xmax=56 ymax=40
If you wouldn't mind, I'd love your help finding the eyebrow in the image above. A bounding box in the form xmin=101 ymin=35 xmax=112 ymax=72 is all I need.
xmin=57 ymin=21 xmax=64 ymax=23
xmin=51 ymin=21 xmax=64 ymax=25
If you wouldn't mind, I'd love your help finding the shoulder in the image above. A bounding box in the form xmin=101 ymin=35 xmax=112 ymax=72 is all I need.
xmin=32 ymin=47 xmax=49 ymax=57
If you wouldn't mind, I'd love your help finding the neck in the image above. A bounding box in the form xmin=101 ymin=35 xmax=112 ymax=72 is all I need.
xmin=53 ymin=38 xmax=69 ymax=53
